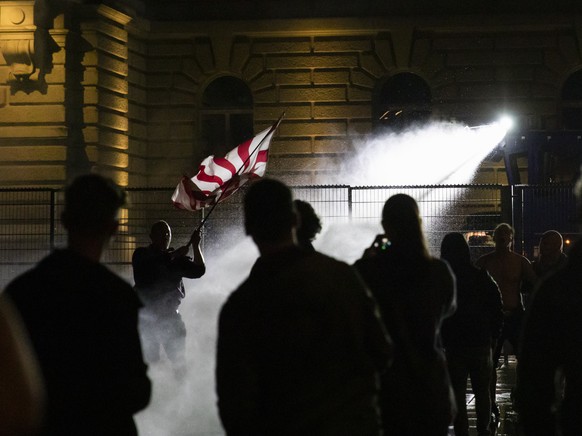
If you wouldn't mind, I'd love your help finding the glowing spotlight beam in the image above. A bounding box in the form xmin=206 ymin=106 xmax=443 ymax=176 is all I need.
xmin=329 ymin=118 xmax=510 ymax=187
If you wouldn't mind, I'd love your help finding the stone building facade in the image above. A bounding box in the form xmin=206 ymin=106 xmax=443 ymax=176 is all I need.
xmin=1 ymin=0 xmax=582 ymax=188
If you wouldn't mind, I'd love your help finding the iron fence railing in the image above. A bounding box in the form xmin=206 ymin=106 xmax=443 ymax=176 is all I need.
xmin=0 ymin=183 xmax=577 ymax=289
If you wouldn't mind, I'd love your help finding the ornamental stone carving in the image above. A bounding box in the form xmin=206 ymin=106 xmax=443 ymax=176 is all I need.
xmin=0 ymin=1 xmax=61 ymax=84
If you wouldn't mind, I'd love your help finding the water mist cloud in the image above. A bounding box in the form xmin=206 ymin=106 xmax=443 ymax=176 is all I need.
xmin=134 ymin=222 xmax=377 ymax=435
xmin=134 ymin=120 xmax=509 ymax=435
xmin=318 ymin=121 xmax=507 ymax=186
xmin=135 ymin=232 xmax=258 ymax=436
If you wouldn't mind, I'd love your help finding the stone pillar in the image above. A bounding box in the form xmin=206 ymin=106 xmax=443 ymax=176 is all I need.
xmin=76 ymin=5 xmax=132 ymax=187
xmin=0 ymin=0 xmax=68 ymax=186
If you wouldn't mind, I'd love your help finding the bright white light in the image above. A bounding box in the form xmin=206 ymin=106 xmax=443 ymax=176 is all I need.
xmin=324 ymin=120 xmax=507 ymax=187
xmin=498 ymin=115 xmax=514 ymax=132
xmin=315 ymin=119 xmax=512 ymax=232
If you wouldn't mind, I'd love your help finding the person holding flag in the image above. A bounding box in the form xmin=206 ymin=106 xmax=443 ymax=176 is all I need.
xmin=132 ymin=222 xmax=205 ymax=378
xmin=133 ymin=115 xmax=282 ymax=378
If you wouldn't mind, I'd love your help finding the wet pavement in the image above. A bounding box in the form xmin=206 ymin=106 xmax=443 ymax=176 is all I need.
xmin=462 ymin=355 xmax=519 ymax=436
xmin=139 ymin=355 xmax=522 ymax=435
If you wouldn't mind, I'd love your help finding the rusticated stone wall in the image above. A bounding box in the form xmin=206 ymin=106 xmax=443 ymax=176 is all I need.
xmin=0 ymin=3 xmax=137 ymax=188
xmin=1 ymin=7 xmax=581 ymax=187
xmin=80 ymin=6 xmax=133 ymax=187
xmin=139 ymin=17 xmax=582 ymax=186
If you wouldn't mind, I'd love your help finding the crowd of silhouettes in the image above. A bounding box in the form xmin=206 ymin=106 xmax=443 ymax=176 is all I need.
xmin=2 ymin=171 xmax=582 ymax=436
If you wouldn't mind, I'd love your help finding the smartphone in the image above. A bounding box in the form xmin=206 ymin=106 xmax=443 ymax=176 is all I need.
xmin=372 ymin=234 xmax=390 ymax=251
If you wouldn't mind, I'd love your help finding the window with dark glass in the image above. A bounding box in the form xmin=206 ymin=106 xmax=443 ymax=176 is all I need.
xmin=373 ymin=72 xmax=432 ymax=132
xmin=561 ymin=70 xmax=582 ymax=130
xmin=201 ymin=76 xmax=254 ymax=157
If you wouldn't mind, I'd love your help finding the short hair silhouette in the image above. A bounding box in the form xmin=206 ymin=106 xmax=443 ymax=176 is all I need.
xmin=494 ymin=223 xmax=514 ymax=235
xmin=244 ymin=178 xmax=295 ymax=242
xmin=150 ymin=220 xmax=170 ymax=235
xmin=540 ymin=230 xmax=563 ymax=250
xmin=61 ymin=174 xmax=126 ymax=233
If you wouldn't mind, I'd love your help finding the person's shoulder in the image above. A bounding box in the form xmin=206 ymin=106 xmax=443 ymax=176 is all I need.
xmin=101 ymin=273 xmax=142 ymax=311
xmin=430 ymin=257 xmax=454 ymax=276
xmin=540 ymin=265 xmax=578 ymax=293
xmin=219 ymin=277 xmax=257 ymax=321
xmin=353 ymin=249 xmax=387 ymax=272
xmin=5 ymin=253 xmax=56 ymax=295
xmin=5 ymin=266 xmax=42 ymax=298
xmin=473 ymin=265 xmax=499 ymax=289
xmin=311 ymin=250 xmax=349 ymax=267
xmin=431 ymin=257 xmax=449 ymax=267
xmin=476 ymin=251 xmax=494 ymax=265
xmin=513 ymin=251 xmax=532 ymax=263
xmin=132 ymin=245 xmax=152 ymax=259
xmin=5 ymin=254 xmax=67 ymax=313
xmin=101 ymin=265 xmax=132 ymax=288
xmin=474 ymin=264 xmax=494 ymax=279
xmin=528 ymin=272 xmax=564 ymax=312
xmin=309 ymin=251 xmax=363 ymax=279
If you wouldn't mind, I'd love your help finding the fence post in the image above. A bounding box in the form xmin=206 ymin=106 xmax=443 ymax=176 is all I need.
xmin=50 ymin=189 xmax=56 ymax=250
xmin=348 ymin=186 xmax=352 ymax=220
xmin=511 ymin=185 xmax=525 ymax=255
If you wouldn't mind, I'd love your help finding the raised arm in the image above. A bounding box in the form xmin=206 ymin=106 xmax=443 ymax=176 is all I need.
xmin=188 ymin=228 xmax=205 ymax=267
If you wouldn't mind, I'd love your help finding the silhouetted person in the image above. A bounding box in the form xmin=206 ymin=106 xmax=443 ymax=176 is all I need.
xmin=354 ymin=193 xmax=457 ymax=436
xmin=216 ymin=178 xmax=392 ymax=436
xmin=0 ymin=294 xmax=45 ymax=436
xmin=476 ymin=222 xmax=537 ymax=420
xmin=440 ymin=232 xmax=503 ymax=436
xmin=524 ymin=230 xmax=568 ymax=311
xmin=516 ymin=180 xmax=582 ymax=435
xmin=532 ymin=230 xmax=567 ymax=279
xmin=5 ymin=174 xmax=151 ymax=436
xmin=293 ymin=199 xmax=322 ymax=252
xmin=132 ymin=221 xmax=205 ymax=377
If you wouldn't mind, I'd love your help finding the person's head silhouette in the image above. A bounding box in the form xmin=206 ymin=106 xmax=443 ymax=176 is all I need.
xmin=244 ymin=179 xmax=296 ymax=242
xmin=381 ymin=193 xmax=428 ymax=257
xmin=61 ymin=174 xmax=126 ymax=261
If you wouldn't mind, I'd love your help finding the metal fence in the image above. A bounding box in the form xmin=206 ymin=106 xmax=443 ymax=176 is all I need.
xmin=0 ymin=183 xmax=577 ymax=289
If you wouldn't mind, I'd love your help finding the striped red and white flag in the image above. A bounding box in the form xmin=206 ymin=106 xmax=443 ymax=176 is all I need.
xmin=172 ymin=123 xmax=279 ymax=211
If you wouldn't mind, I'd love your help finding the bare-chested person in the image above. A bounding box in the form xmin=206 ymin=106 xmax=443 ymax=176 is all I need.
xmin=475 ymin=223 xmax=537 ymax=423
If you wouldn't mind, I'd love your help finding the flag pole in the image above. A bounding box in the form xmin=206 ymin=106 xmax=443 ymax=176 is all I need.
xmin=188 ymin=112 xmax=285 ymax=243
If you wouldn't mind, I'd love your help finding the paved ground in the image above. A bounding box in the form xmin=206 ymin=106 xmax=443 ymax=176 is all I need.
xmin=138 ymin=354 xmax=522 ymax=436
xmin=463 ymin=356 xmax=519 ymax=436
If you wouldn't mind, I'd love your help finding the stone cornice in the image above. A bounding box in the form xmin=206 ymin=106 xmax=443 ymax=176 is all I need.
xmin=97 ymin=4 xmax=132 ymax=26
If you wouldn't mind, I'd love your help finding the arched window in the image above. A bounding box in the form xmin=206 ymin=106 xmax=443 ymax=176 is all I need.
xmin=201 ymin=76 xmax=254 ymax=157
xmin=373 ymin=72 xmax=432 ymax=132
xmin=561 ymin=70 xmax=582 ymax=129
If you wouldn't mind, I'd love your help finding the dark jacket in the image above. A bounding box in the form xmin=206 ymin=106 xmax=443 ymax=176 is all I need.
xmin=132 ymin=245 xmax=205 ymax=311
xmin=532 ymin=252 xmax=568 ymax=278
xmin=355 ymin=249 xmax=456 ymax=435
xmin=6 ymin=249 xmax=151 ymax=436
xmin=441 ymin=265 xmax=503 ymax=349
xmin=517 ymin=240 xmax=582 ymax=436
xmin=216 ymin=247 xmax=392 ymax=436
